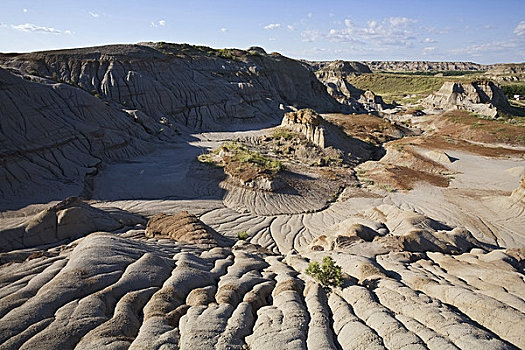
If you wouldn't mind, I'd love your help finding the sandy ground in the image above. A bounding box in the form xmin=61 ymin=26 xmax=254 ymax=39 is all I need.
xmin=85 ymin=127 xmax=524 ymax=253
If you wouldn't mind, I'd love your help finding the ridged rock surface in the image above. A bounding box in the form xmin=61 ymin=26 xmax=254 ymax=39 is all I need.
xmin=1 ymin=231 xmax=524 ymax=349
xmin=145 ymin=211 xmax=217 ymax=245
xmin=422 ymin=81 xmax=511 ymax=117
xmin=0 ymin=44 xmax=524 ymax=350
xmin=0 ymin=43 xmax=342 ymax=210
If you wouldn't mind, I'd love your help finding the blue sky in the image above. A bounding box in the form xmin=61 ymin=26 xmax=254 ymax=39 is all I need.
xmin=0 ymin=0 xmax=524 ymax=64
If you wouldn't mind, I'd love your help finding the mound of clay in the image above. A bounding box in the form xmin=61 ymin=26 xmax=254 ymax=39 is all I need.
xmin=309 ymin=205 xmax=483 ymax=255
xmin=422 ymin=81 xmax=511 ymax=118
xmin=0 ymin=197 xmax=140 ymax=251
xmin=145 ymin=211 xmax=217 ymax=245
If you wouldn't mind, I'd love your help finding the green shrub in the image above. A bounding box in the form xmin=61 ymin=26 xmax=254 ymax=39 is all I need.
xmin=305 ymin=256 xmax=343 ymax=288
xmin=501 ymin=84 xmax=525 ymax=98
xmin=237 ymin=231 xmax=249 ymax=240
xmin=271 ymin=128 xmax=297 ymax=141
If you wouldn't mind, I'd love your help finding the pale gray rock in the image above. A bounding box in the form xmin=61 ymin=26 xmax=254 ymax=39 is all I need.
xmin=0 ymin=197 xmax=131 ymax=251
xmin=422 ymin=81 xmax=511 ymax=118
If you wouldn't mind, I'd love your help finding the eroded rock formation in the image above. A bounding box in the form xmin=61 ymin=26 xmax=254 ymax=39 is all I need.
xmin=422 ymin=81 xmax=511 ymax=118
xmin=145 ymin=211 xmax=217 ymax=245
xmin=0 ymin=43 xmax=343 ymax=209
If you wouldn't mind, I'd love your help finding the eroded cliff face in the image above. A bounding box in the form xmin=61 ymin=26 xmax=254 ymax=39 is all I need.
xmin=364 ymin=61 xmax=491 ymax=72
xmin=422 ymin=81 xmax=511 ymax=118
xmin=0 ymin=43 xmax=343 ymax=208
xmin=0 ymin=43 xmax=341 ymax=130
xmin=304 ymin=60 xmax=393 ymax=112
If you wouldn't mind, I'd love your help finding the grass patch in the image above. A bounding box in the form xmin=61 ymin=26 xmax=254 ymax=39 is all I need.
xmin=271 ymin=128 xmax=298 ymax=141
xmin=345 ymin=73 xmax=483 ymax=104
xmin=223 ymin=142 xmax=283 ymax=173
xmin=198 ymin=141 xmax=284 ymax=182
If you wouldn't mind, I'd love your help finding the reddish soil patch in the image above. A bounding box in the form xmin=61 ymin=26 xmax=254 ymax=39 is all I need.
xmin=324 ymin=113 xmax=413 ymax=144
xmin=365 ymin=165 xmax=449 ymax=190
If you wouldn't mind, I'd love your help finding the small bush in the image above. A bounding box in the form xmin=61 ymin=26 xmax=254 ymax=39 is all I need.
xmin=271 ymin=128 xmax=297 ymax=141
xmin=237 ymin=231 xmax=249 ymax=240
xmin=305 ymin=256 xmax=343 ymax=288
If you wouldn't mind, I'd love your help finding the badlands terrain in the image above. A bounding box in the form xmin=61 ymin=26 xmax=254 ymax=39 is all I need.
xmin=0 ymin=42 xmax=524 ymax=349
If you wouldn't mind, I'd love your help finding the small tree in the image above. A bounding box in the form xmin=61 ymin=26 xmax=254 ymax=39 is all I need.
xmin=305 ymin=256 xmax=343 ymax=288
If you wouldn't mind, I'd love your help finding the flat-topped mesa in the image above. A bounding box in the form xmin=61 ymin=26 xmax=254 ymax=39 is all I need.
xmin=364 ymin=60 xmax=490 ymax=72
xmin=422 ymin=80 xmax=511 ymax=118
xmin=281 ymin=109 xmax=326 ymax=147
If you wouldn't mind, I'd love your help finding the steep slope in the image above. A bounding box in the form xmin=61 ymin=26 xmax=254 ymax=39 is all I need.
xmin=303 ymin=60 xmax=393 ymax=111
xmin=422 ymin=81 xmax=511 ymax=117
xmin=0 ymin=43 xmax=341 ymax=130
xmin=0 ymin=43 xmax=343 ymax=209
xmin=0 ymin=66 xmax=161 ymax=209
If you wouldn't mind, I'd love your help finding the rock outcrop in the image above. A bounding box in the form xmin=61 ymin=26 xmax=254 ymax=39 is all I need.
xmin=281 ymin=109 xmax=326 ymax=147
xmin=0 ymin=197 xmax=144 ymax=252
xmin=281 ymin=109 xmax=379 ymax=162
xmin=145 ymin=211 xmax=217 ymax=245
xmin=0 ymin=43 xmax=343 ymax=209
xmin=364 ymin=61 xmax=490 ymax=72
xmin=422 ymin=81 xmax=511 ymax=118
xmin=304 ymin=60 xmax=393 ymax=112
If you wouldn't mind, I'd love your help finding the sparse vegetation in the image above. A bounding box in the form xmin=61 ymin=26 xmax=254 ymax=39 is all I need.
xmin=501 ymin=84 xmax=525 ymax=99
xmin=346 ymin=73 xmax=484 ymax=104
xmin=198 ymin=141 xmax=283 ymax=182
xmin=386 ymin=70 xmax=484 ymax=77
xmin=237 ymin=231 xmax=249 ymax=240
xmin=305 ymin=256 xmax=344 ymax=288
xmin=271 ymin=128 xmax=297 ymax=141
xmin=223 ymin=142 xmax=283 ymax=173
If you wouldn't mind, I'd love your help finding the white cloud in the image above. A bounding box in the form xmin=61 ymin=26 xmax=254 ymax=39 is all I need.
xmin=324 ymin=16 xmax=417 ymax=47
xmin=423 ymin=46 xmax=436 ymax=52
xmin=11 ymin=23 xmax=66 ymax=34
xmin=287 ymin=25 xmax=295 ymax=31
xmin=307 ymin=13 xmax=312 ymax=19
xmin=264 ymin=23 xmax=280 ymax=30
xmin=449 ymin=39 xmax=522 ymax=56
xmin=151 ymin=20 xmax=166 ymax=28
xmin=514 ymin=21 xmax=525 ymax=36
xmin=89 ymin=11 xmax=100 ymax=18
xmin=389 ymin=17 xmax=414 ymax=27
xmin=23 ymin=9 xmax=28 ymax=13
xmin=301 ymin=30 xmax=322 ymax=42
xmin=423 ymin=37 xmax=436 ymax=43
xmin=268 ymin=37 xmax=276 ymax=41
xmin=220 ymin=27 xmax=227 ymax=32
